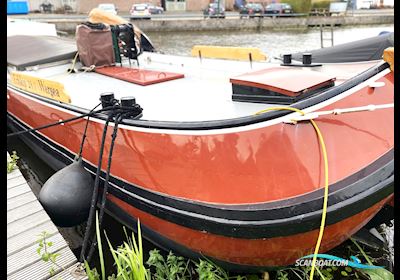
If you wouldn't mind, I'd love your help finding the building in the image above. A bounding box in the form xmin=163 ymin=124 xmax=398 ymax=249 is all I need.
xmin=26 ymin=0 xmax=77 ymax=13
xmin=25 ymin=0 xmax=392 ymax=13
xmin=23 ymin=0 xmax=251 ymax=13
xmin=75 ymin=0 xmax=236 ymax=13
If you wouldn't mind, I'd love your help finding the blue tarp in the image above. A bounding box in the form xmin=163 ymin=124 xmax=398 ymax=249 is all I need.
xmin=7 ymin=1 xmax=29 ymax=15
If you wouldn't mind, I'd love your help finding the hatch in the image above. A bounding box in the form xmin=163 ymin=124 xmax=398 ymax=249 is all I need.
xmin=230 ymin=67 xmax=336 ymax=104
xmin=95 ymin=66 xmax=184 ymax=86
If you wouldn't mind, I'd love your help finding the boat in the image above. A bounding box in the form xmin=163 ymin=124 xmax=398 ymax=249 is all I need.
xmin=7 ymin=17 xmax=58 ymax=37
xmin=7 ymin=12 xmax=394 ymax=270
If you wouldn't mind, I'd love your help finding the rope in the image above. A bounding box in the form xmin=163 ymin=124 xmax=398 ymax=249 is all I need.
xmin=7 ymin=106 xmax=112 ymax=138
xmin=79 ymin=104 xmax=143 ymax=264
xmin=7 ymin=105 xmax=139 ymax=138
xmin=79 ymin=113 xmax=114 ymax=263
xmin=255 ymin=106 xmax=329 ymax=280
xmin=81 ymin=65 xmax=96 ymax=72
xmin=77 ymin=102 xmax=102 ymax=159
xmin=8 ymin=92 xmax=142 ymax=264
xmin=85 ymin=112 xmax=126 ymax=262
xmin=68 ymin=52 xmax=80 ymax=74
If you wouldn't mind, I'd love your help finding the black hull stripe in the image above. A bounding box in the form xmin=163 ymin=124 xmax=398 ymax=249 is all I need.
xmin=107 ymin=176 xmax=393 ymax=238
xmin=104 ymin=200 xmax=285 ymax=272
xmin=7 ymin=113 xmax=394 ymax=238
xmin=7 ymin=61 xmax=389 ymax=130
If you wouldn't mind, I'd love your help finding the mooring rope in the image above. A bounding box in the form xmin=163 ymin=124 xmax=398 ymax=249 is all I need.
xmin=79 ymin=113 xmax=114 ymax=263
xmin=7 ymin=105 xmax=110 ymax=138
xmin=6 ymin=105 xmax=141 ymax=138
xmin=77 ymin=102 xmax=102 ymax=159
xmin=79 ymin=103 xmax=143 ymax=264
xmin=85 ymin=111 xmax=128 ymax=262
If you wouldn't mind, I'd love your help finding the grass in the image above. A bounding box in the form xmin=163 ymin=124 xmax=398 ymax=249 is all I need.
xmin=7 ymin=151 xmax=19 ymax=173
xmin=146 ymin=249 xmax=191 ymax=280
xmin=85 ymin=212 xmax=149 ymax=280
xmin=84 ymin=211 xmax=252 ymax=280
xmin=36 ymin=231 xmax=63 ymax=277
xmin=83 ymin=213 xmax=393 ymax=280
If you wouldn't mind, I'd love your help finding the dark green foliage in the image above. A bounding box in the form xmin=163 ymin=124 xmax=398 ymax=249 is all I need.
xmin=37 ymin=231 xmax=62 ymax=277
xmin=7 ymin=151 xmax=19 ymax=173
xmin=311 ymin=0 xmax=332 ymax=9
xmin=284 ymin=0 xmax=312 ymax=13
xmin=146 ymin=249 xmax=191 ymax=280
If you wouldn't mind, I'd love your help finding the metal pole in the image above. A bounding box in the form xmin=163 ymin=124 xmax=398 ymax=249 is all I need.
xmin=320 ymin=24 xmax=323 ymax=48
xmin=331 ymin=23 xmax=334 ymax=46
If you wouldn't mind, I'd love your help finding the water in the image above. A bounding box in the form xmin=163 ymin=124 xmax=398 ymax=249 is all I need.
xmin=65 ymin=24 xmax=394 ymax=58
xmin=146 ymin=24 xmax=394 ymax=58
xmin=8 ymin=24 xmax=394 ymax=276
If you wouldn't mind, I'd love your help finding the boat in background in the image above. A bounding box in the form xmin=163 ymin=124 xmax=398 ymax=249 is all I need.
xmin=7 ymin=18 xmax=57 ymax=37
xmin=7 ymin=13 xmax=394 ymax=270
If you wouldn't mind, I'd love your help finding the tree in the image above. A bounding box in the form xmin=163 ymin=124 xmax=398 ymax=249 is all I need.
xmin=285 ymin=0 xmax=312 ymax=13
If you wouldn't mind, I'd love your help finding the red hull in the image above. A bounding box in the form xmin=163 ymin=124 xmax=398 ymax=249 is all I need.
xmin=108 ymin=194 xmax=392 ymax=266
xmin=7 ymin=72 xmax=393 ymax=204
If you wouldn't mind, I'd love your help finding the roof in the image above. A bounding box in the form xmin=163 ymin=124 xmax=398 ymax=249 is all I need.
xmin=7 ymin=35 xmax=77 ymax=70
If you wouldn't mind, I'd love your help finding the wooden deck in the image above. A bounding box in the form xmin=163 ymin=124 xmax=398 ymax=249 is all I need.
xmin=7 ymin=152 xmax=87 ymax=280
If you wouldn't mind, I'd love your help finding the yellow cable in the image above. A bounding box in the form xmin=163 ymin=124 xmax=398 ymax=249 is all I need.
xmin=254 ymin=107 xmax=329 ymax=280
xmin=308 ymin=118 xmax=328 ymax=280
xmin=254 ymin=106 xmax=306 ymax=116
xmin=47 ymin=52 xmax=79 ymax=80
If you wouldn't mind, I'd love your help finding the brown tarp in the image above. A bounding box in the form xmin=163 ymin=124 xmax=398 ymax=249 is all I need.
xmin=75 ymin=24 xmax=115 ymax=67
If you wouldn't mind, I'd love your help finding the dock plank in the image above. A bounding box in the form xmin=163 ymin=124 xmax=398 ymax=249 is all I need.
xmin=7 ymin=152 xmax=85 ymax=280
xmin=7 ymin=199 xmax=43 ymax=224
xmin=7 ymin=191 xmax=38 ymax=211
xmin=7 ymin=210 xmax=50 ymax=239
xmin=7 ymin=233 xmax=68 ymax=276
xmin=48 ymin=263 xmax=89 ymax=280
xmin=7 ymin=182 xmax=31 ymax=199
xmin=7 ymin=220 xmax=59 ymax=256
xmin=8 ymin=246 xmax=77 ymax=280
xmin=7 ymin=168 xmax=22 ymax=180
xmin=7 ymin=174 xmax=27 ymax=189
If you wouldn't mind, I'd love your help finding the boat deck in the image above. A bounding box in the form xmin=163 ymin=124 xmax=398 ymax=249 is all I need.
xmin=7 ymin=152 xmax=87 ymax=280
xmin=7 ymin=50 xmax=379 ymax=122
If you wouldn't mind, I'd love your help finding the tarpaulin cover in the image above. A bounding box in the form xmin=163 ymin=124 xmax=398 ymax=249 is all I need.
xmin=7 ymin=35 xmax=77 ymax=69
xmin=291 ymin=32 xmax=394 ymax=63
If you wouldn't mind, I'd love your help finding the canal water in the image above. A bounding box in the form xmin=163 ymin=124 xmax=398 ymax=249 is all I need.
xmin=8 ymin=24 xmax=394 ymax=277
xmin=145 ymin=24 xmax=394 ymax=58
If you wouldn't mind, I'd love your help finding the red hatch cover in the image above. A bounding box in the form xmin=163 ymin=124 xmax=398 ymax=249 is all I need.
xmin=230 ymin=67 xmax=336 ymax=97
xmin=95 ymin=66 xmax=184 ymax=86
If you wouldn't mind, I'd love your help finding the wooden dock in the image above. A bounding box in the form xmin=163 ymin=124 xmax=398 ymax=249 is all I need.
xmin=7 ymin=152 xmax=87 ymax=280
